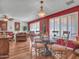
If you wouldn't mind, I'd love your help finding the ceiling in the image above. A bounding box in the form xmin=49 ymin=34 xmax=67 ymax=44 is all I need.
xmin=0 ymin=0 xmax=79 ymax=22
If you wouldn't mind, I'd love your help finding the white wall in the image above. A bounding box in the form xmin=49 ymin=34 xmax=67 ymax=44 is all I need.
xmin=7 ymin=20 xmax=28 ymax=33
xmin=7 ymin=20 xmax=14 ymax=32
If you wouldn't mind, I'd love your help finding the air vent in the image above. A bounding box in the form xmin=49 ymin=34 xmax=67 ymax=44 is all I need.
xmin=66 ymin=0 xmax=75 ymax=5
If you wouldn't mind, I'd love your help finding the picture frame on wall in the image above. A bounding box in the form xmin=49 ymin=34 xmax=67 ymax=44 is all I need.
xmin=0 ymin=21 xmax=7 ymax=31
xmin=23 ymin=26 xmax=27 ymax=31
xmin=15 ymin=22 xmax=20 ymax=31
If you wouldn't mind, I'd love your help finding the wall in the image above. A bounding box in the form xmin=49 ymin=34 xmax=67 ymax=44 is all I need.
xmin=78 ymin=10 xmax=79 ymax=36
xmin=7 ymin=20 xmax=28 ymax=33
xmin=7 ymin=20 xmax=14 ymax=32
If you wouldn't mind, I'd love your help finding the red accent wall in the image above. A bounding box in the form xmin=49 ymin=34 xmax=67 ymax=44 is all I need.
xmin=78 ymin=11 xmax=79 ymax=36
xmin=28 ymin=6 xmax=79 ymax=35
xmin=40 ymin=18 xmax=49 ymax=34
xmin=40 ymin=19 xmax=42 ymax=32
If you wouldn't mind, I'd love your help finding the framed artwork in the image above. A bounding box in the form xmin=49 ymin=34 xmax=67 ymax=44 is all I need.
xmin=15 ymin=22 xmax=20 ymax=31
xmin=0 ymin=21 xmax=7 ymax=31
xmin=23 ymin=26 xmax=27 ymax=31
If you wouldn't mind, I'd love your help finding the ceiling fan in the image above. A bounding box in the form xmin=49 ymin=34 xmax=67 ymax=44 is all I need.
xmin=66 ymin=0 xmax=75 ymax=5
xmin=0 ymin=15 xmax=14 ymax=21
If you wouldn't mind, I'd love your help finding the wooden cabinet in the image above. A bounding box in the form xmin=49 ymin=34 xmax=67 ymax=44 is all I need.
xmin=0 ymin=38 xmax=9 ymax=58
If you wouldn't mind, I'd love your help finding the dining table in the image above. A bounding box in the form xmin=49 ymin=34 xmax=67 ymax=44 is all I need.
xmin=35 ymin=36 xmax=55 ymax=56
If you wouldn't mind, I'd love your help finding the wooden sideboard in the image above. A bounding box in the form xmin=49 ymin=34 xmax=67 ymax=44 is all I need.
xmin=0 ymin=38 xmax=9 ymax=58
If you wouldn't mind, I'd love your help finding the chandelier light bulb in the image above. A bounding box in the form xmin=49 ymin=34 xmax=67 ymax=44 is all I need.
xmin=38 ymin=10 xmax=46 ymax=17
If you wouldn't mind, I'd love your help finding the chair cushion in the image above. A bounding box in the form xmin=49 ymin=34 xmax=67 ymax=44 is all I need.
xmin=52 ymin=44 xmax=66 ymax=52
xmin=56 ymin=39 xmax=65 ymax=46
xmin=32 ymin=43 xmax=45 ymax=49
xmin=36 ymin=43 xmax=45 ymax=49
xmin=74 ymin=49 xmax=79 ymax=55
xmin=67 ymin=40 xmax=75 ymax=48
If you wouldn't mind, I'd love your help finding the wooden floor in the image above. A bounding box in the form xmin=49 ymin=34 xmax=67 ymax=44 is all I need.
xmin=3 ymin=38 xmax=79 ymax=59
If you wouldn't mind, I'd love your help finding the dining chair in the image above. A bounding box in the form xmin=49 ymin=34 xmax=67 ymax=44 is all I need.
xmin=29 ymin=31 xmax=45 ymax=59
xmin=61 ymin=31 xmax=70 ymax=59
xmin=73 ymin=47 xmax=79 ymax=59
xmin=73 ymin=36 xmax=79 ymax=59
xmin=51 ymin=31 xmax=70 ymax=59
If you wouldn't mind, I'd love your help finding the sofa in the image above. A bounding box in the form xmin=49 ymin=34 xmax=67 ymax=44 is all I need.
xmin=16 ymin=32 xmax=27 ymax=42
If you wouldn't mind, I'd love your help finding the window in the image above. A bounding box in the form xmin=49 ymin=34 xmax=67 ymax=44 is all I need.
xmin=30 ymin=22 xmax=40 ymax=33
xmin=49 ymin=18 xmax=55 ymax=40
xmin=54 ymin=17 xmax=60 ymax=37
xmin=49 ymin=17 xmax=60 ymax=41
xmin=49 ymin=12 xmax=78 ymax=40
xmin=70 ymin=14 xmax=78 ymax=39
xmin=61 ymin=16 xmax=68 ymax=37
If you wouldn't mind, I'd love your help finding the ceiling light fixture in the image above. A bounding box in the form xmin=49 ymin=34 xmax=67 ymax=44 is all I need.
xmin=38 ymin=0 xmax=46 ymax=17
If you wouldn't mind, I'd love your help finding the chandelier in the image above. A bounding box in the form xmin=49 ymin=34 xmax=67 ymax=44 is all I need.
xmin=38 ymin=0 xmax=46 ymax=17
